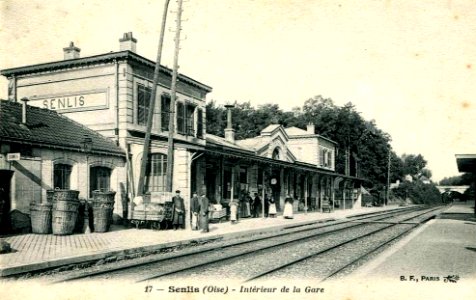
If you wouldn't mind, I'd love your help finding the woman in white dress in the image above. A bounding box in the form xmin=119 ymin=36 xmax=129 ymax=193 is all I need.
xmin=268 ymin=196 xmax=277 ymax=218
xmin=229 ymin=199 xmax=239 ymax=224
xmin=283 ymin=195 xmax=294 ymax=219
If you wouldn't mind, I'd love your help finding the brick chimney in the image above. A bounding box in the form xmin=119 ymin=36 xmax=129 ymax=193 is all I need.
xmin=21 ymin=97 xmax=29 ymax=124
xmin=119 ymin=32 xmax=137 ymax=53
xmin=63 ymin=42 xmax=81 ymax=60
xmin=224 ymin=104 xmax=235 ymax=143
xmin=307 ymin=123 xmax=315 ymax=134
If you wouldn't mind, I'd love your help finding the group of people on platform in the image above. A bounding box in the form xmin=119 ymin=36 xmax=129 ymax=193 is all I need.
xmin=171 ymin=190 xmax=210 ymax=233
xmin=171 ymin=189 xmax=297 ymax=231
xmin=228 ymin=192 xmax=292 ymax=224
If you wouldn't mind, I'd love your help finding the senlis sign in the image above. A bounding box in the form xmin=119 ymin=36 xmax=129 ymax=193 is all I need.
xmin=28 ymin=90 xmax=108 ymax=112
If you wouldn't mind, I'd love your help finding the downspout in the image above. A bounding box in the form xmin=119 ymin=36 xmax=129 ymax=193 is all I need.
xmin=114 ymin=59 xmax=119 ymax=145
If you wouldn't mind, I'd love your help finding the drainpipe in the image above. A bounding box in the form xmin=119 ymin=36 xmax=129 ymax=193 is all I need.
xmin=114 ymin=59 xmax=119 ymax=145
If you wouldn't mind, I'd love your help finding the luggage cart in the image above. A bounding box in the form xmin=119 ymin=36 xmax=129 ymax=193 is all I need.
xmin=129 ymin=192 xmax=174 ymax=230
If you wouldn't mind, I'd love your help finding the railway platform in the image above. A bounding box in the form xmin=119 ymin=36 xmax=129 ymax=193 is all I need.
xmin=351 ymin=201 xmax=476 ymax=285
xmin=0 ymin=205 xmax=399 ymax=278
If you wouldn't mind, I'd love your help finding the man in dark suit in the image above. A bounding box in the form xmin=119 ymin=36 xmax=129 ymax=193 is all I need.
xmin=172 ymin=190 xmax=185 ymax=230
xmin=190 ymin=192 xmax=200 ymax=230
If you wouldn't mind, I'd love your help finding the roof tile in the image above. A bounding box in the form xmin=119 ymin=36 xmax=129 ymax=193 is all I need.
xmin=0 ymin=100 xmax=124 ymax=156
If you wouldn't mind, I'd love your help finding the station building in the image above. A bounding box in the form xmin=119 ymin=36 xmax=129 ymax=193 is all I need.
xmin=0 ymin=99 xmax=126 ymax=231
xmin=1 ymin=32 xmax=364 ymax=228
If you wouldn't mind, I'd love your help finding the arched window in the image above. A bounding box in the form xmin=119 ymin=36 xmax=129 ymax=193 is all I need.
xmin=145 ymin=153 xmax=167 ymax=193
xmin=272 ymin=148 xmax=280 ymax=160
xmin=54 ymin=164 xmax=72 ymax=189
xmin=90 ymin=166 xmax=111 ymax=197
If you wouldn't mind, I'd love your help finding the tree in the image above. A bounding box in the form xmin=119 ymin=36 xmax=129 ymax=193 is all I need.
xmin=205 ymin=100 xmax=226 ymax=137
xmin=205 ymin=96 xmax=411 ymax=195
xmin=402 ymin=154 xmax=427 ymax=179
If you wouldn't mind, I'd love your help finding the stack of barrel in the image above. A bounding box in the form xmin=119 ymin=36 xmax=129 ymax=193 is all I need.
xmin=91 ymin=190 xmax=116 ymax=232
xmin=52 ymin=189 xmax=80 ymax=235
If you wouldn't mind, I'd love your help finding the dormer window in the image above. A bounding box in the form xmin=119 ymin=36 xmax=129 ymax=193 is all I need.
xmin=320 ymin=147 xmax=332 ymax=168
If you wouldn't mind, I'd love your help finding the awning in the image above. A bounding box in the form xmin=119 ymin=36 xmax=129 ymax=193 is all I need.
xmin=203 ymin=146 xmax=365 ymax=182
xmin=455 ymin=154 xmax=476 ymax=173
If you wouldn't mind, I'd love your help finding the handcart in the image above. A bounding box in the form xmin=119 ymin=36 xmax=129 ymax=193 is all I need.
xmin=129 ymin=192 xmax=174 ymax=230
xmin=209 ymin=204 xmax=227 ymax=223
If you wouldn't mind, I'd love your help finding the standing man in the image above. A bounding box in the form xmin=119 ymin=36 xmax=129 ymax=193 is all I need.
xmin=264 ymin=193 xmax=269 ymax=218
xmin=253 ymin=193 xmax=261 ymax=218
xmin=172 ymin=190 xmax=185 ymax=230
xmin=190 ymin=192 xmax=200 ymax=231
xmin=199 ymin=189 xmax=210 ymax=233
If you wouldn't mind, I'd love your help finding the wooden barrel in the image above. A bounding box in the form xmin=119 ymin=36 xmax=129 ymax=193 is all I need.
xmin=92 ymin=206 xmax=112 ymax=232
xmin=92 ymin=190 xmax=116 ymax=203
xmin=52 ymin=201 xmax=79 ymax=235
xmin=54 ymin=189 xmax=80 ymax=202
xmin=30 ymin=202 xmax=53 ymax=234
xmin=46 ymin=190 xmax=55 ymax=204
xmin=91 ymin=191 xmax=116 ymax=232
xmin=52 ymin=190 xmax=79 ymax=235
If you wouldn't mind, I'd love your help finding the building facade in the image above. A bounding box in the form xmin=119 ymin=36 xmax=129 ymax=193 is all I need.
xmin=0 ymin=99 xmax=126 ymax=231
xmin=1 ymin=32 xmax=364 ymax=229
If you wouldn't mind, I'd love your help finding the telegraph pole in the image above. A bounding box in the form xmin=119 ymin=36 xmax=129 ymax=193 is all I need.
xmin=137 ymin=0 xmax=171 ymax=196
xmin=166 ymin=0 xmax=184 ymax=192
xmin=386 ymin=147 xmax=391 ymax=206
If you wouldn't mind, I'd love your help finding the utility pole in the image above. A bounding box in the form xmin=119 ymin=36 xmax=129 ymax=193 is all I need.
xmin=137 ymin=0 xmax=171 ymax=196
xmin=166 ymin=0 xmax=184 ymax=192
xmin=386 ymin=146 xmax=391 ymax=206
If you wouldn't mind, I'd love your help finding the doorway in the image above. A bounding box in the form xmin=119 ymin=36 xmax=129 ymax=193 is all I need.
xmin=0 ymin=170 xmax=14 ymax=234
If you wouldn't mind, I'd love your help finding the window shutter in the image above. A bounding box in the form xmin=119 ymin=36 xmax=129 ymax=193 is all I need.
xmin=177 ymin=102 xmax=185 ymax=134
xmin=197 ymin=108 xmax=203 ymax=138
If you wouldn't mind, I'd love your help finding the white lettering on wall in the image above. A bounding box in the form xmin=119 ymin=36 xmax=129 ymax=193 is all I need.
xmin=28 ymin=90 xmax=108 ymax=112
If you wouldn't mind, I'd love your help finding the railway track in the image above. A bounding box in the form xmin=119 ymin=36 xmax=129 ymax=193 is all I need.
xmin=44 ymin=205 xmax=443 ymax=283
xmin=245 ymin=208 xmax=439 ymax=282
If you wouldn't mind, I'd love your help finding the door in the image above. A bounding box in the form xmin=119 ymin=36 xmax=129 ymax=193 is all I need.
xmin=0 ymin=170 xmax=14 ymax=233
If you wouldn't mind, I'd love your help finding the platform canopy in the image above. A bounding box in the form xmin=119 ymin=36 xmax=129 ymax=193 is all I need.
xmin=456 ymin=154 xmax=476 ymax=173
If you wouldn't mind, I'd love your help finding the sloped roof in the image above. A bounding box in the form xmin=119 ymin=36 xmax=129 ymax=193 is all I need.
xmin=0 ymin=100 xmax=125 ymax=157
xmin=206 ymin=134 xmax=251 ymax=152
xmin=261 ymin=124 xmax=281 ymax=134
xmin=235 ymin=136 xmax=266 ymax=151
xmin=285 ymin=126 xmax=312 ymax=136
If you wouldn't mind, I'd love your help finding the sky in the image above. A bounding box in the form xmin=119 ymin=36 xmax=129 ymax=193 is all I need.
xmin=1 ymin=0 xmax=475 ymax=182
